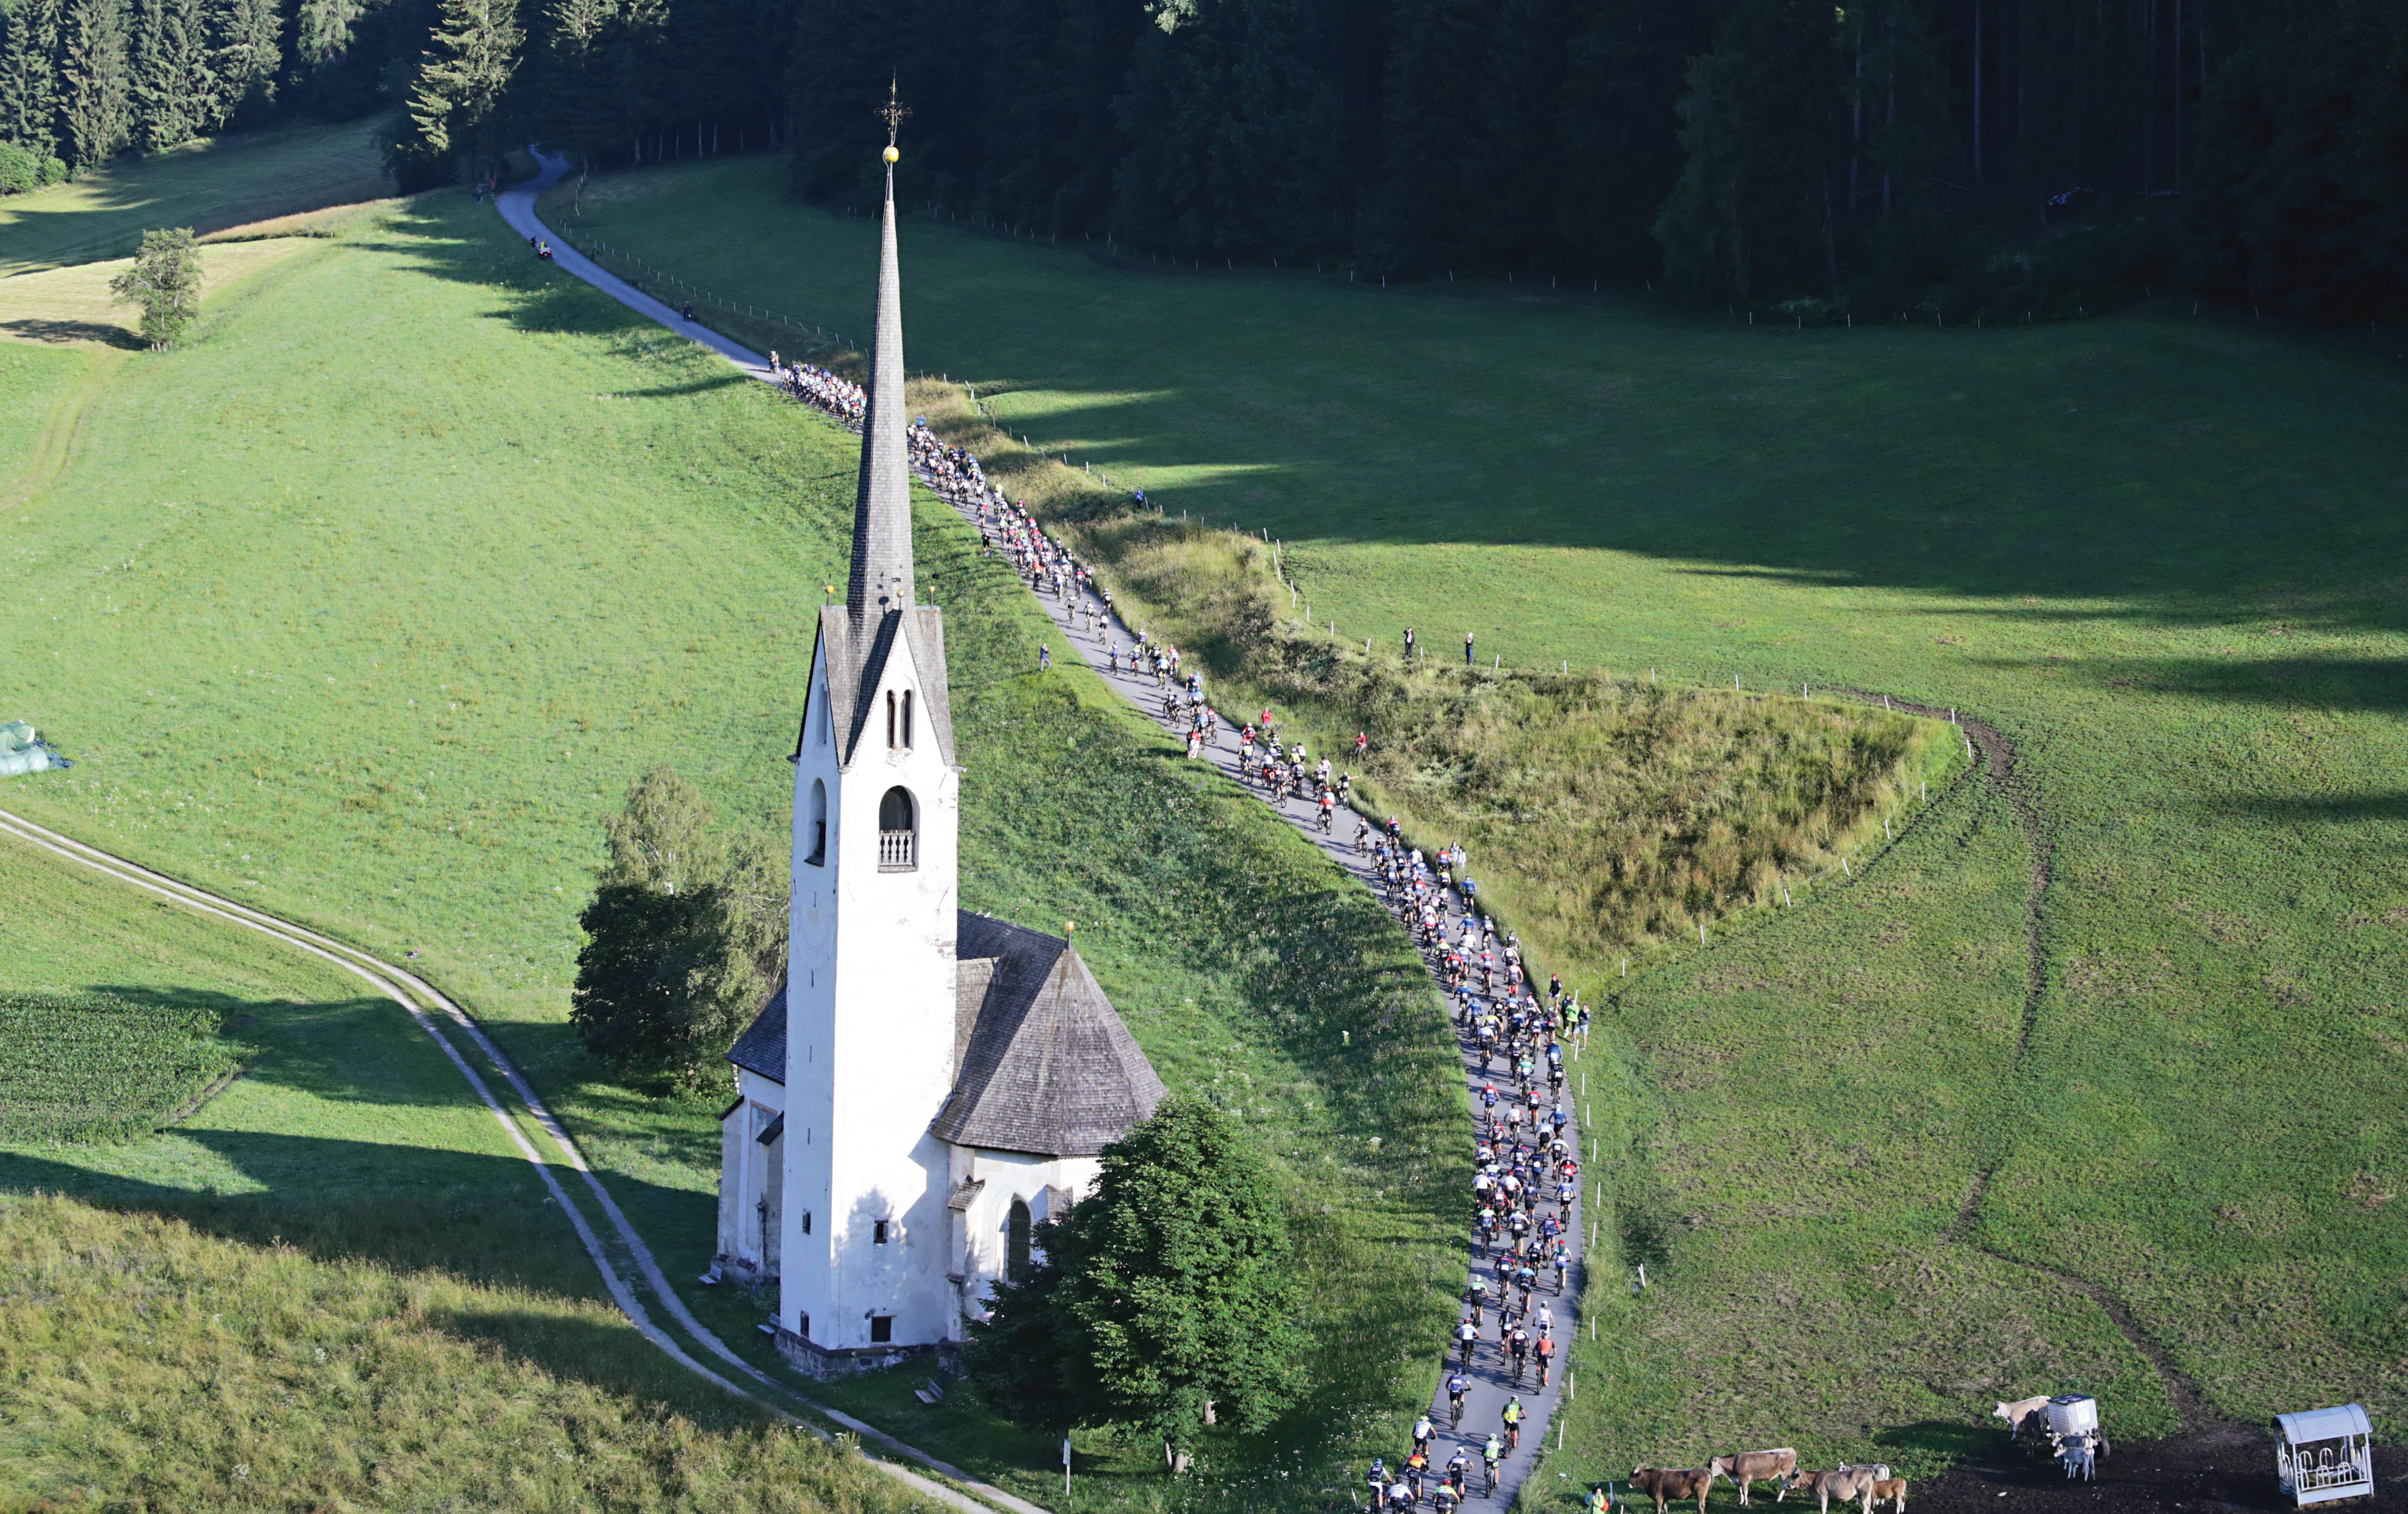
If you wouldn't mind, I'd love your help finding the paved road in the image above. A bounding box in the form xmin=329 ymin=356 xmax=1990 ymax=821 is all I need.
xmin=504 ymin=154 xmax=1594 ymax=1513
xmin=988 ymin=554 xmax=1592 ymax=1514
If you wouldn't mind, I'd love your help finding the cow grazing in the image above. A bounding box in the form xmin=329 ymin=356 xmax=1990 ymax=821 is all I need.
xmin=1708 ymin=1449 xmax=1799 ymax=1505
xmin=1631 ymin=1467 xmax=1715 ymax=1514
xmin=1785 ymin=1467 xmax=1882 ymax=1514
xmin=1870 ymin=1478 xmax=1908 ymax=1514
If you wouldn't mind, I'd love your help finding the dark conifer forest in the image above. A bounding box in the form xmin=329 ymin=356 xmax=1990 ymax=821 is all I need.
xmin=3 ymin=0 xmax=2402 ymax=315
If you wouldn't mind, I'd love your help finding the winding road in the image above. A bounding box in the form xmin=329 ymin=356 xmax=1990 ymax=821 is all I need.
xmin=501 ymin=147 xmax=1592 ymax=1507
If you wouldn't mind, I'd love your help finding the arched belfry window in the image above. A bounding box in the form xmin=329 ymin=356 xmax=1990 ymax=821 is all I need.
xmin=1006 ymin=1198 xmax=1032 ymax=1282
xmin=806 ymin=780 xmax=827 ymax=867
xmin=886 ymin=688 xmax=914 ymax=750
xmin=878 ymin=786 xmax=916 ymax=871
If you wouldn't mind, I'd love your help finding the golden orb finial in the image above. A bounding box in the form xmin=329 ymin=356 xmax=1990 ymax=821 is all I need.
xmin=879 ymin=76 xmax=910 ymax=164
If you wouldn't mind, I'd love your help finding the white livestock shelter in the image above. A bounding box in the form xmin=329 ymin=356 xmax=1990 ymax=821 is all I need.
xmin=2275 ymin=1405 xmax=2374 ymax=1506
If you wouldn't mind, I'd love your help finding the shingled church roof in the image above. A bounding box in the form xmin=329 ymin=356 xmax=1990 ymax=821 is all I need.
xmin=937 ymin=913 xmax=1166 ymax=1158
xmin=728 ymin=972 xmax=789 ymax=1084
xmin=723 ymin=915 xmax=1164 ymax=1159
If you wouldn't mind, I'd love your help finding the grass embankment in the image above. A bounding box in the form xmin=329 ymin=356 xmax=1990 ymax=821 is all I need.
xmin=0 ymin=183 xmax=1458 ymax=1508
xmin=1 ymin=1193 xmax=904 ymax=1512
xmin=0 ymin=827 xmax=904 ymax=1510
xmin=0 ymin=118 xmax=392 ymax=277
xmin=538 ymin=153 xmax=2408 ymax=1464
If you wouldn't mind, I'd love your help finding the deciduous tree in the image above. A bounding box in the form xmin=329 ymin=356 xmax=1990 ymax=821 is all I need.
xmin=570 ymin=766 xmax=786 ymax=1089
xmin=966 ymin=1097 xmax=1303 ymax=1469
xmin=109 ymin=225 xmax=202 ymax=343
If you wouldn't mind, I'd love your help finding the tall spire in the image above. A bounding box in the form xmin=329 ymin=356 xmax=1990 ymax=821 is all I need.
xmin=846 ymin=79 xmax=915 ymax=621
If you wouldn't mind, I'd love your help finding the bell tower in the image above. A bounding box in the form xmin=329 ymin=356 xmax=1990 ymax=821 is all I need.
xmin=779 ymin=87 xmax=963 ymax=1369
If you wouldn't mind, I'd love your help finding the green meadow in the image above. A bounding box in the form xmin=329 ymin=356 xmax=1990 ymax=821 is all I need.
xmin=0 ymin=188 xmax=1457 ymax=1508
xmin=0 ymin=119 xmax=392 ymax=278
xmin=542 ymin=154 xmax=2408 ymax=1460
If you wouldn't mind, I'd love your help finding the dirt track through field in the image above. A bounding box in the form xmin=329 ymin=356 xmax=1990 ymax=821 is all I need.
xmin=1839 ymin=692 xmax=2207 ymax=1435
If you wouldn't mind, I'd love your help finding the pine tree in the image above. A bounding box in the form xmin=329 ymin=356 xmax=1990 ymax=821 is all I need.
xmin=202 ymin=0 xmax=279 ymax=127
xmin=294 ymin=0 xmax=358 ymax=64
xmin=403 ymin=0 xmax=520 ymax=169
xmin=2 ymin=0 xmax=66 ymax=160
xmin=532 ymin=0 xmax=609 ymax=169
xmin=1653 ymin=0 xmax=1845 ymax=298
xmin=60 ymin=0 xmax=131 ymax=167
xmin=130 ymin=0 xmax=205 ymax=151
xmin=1553 ymin=0 xmax=1720 ymax=279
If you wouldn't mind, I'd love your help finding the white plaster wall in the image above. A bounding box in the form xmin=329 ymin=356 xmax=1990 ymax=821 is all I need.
xmin=719 ymin=1070 xmax=785 ymax=1272
xmin=954 ymin=1149 xmax=1101 ymax=1333
xmin=782 ymin=625 xmax=961 ymax=1352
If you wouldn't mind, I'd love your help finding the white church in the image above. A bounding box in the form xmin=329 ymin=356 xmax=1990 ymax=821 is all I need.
xmin=713 ymin=130 xmax=1165 ymax=1374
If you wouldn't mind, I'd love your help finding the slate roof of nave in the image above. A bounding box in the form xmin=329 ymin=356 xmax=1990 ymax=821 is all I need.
xmin=723 ymin=913 xmax=1165 ymax=1160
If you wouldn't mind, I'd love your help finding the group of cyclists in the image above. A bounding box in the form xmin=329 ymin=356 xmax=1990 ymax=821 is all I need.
xmin=781 ymin=377 xmax=1606 ymax=1512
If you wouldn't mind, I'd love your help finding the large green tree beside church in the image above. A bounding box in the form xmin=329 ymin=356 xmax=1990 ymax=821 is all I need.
xmin=966 ymin=1096 xmax=1303 ymax=1469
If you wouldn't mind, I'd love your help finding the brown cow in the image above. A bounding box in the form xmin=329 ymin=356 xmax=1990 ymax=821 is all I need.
xmin=1784 ymin=1467 xmax=1882 ymax=1514
xmin=1631 ymin=1467 xmax=1715 ymax=1514
xmin=1871 ymin=1478 xmax=1908 ymax=1514
xmin=1708 ymin=1449 xmax=1799 ymax=1505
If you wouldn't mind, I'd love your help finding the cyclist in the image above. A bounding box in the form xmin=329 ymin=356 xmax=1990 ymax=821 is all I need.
xmin=1502 ymin=1396 xmax=1524 ymax=1450
xmin=1482 ymin=1435 xmax=1504 ymax=1495
xmin=1447 ymin=1446 xmax=1472 ymax=1494
xmin=1365 ymin=1459 xmax=1387 ymax=1504
xmin=1406 ymin=1451 xmax=1429 ymax=1502
xmin=1445 ymin=1371 xmax=1471 ymax=1426
xmin=1536 ymin=1331 xmax=1557 ymax=1386
xmin=1433 ymin=1479 xmax=1462 ymax=1514
xmin=1455 ymin=1314 xmax=1478 ymax=1368
xmin=1412 ymin=1414 xmax=1435 ymax=1458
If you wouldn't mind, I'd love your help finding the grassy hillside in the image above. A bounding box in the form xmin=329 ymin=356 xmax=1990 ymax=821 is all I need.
xmin=0 ymin=119 xmax=392 ymax=277
xmin=0 ymin=1192 xmax=908 ymax=1513
xmin=537 ymin=154 xmax=2408 ymax=1450
xmin=0 ymin=187 xmax=1459 ymax=1507
xmin=0 ymin=824 xmax=914 ymax=1510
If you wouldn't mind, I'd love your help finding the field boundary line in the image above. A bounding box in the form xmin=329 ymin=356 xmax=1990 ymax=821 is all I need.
xmin=0 ymin=804 xmax=1043 ymax=1514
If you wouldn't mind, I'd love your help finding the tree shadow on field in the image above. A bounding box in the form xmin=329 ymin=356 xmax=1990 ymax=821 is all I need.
xmin=1 ymin=316 xmax=143 ymax=348
xmin=2204 ymin=790 xmax=2408 ymax=826
xmin=0 ymin=1134 xmax=739 ymax=1423
xmin=2078 ymin=655 xmax=2408 ymax=714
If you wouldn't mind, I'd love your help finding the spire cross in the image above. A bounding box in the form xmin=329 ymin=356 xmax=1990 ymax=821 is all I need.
xmin=880 ymin=77 xmax=910 ymax=150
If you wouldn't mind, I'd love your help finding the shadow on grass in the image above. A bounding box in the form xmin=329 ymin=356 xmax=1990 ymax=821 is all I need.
xmin=2089 ymin=655 xmax=2408 ymax=714
xmin=1 ymin=317 xmax=143 ymax=348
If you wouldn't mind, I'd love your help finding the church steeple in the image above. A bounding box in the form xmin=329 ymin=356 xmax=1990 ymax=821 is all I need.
xmin=846 ymin=81 xmax=914 ymax=621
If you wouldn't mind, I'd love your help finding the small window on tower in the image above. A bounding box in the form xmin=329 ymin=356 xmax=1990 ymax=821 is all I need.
xmin=869 ymin=1314 xmax=893 ymax=1344
xmin=802 ymin=1211 xmax=812 ymax=1235
xmin=873 ymin=1218 xmax=891 ymax=1245
xmin=902 ymin=688 xmax=914 ymax=749
xmin=806 ymin=780 xmax=827 ymax=867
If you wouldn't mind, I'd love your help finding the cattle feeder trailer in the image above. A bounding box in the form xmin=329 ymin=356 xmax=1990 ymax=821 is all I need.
xmin=2275 ymin=1404 xmax=2375 ymax=1506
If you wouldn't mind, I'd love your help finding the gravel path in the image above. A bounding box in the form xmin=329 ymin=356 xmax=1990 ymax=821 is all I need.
xmin=504 ymin=148 xmax=1595 ymax=1510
